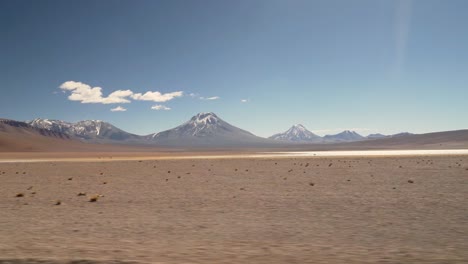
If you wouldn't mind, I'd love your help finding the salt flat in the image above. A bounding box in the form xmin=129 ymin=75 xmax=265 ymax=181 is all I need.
xmin=1 ymin=149 xmax=468 ymax=163
xmin=0 ymin=154 xmax=467 ymax=263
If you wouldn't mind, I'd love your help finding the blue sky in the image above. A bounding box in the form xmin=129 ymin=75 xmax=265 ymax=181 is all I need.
xmin=1 ymin=0 xmax=467 ymax=137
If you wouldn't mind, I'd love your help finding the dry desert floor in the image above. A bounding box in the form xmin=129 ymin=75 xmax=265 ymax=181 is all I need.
xmin=0 ymin=154 xmax=467 ymax=263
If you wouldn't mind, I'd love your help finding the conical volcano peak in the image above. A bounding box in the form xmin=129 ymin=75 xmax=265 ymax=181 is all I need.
xmin=291 ymin=124 xmax=307 ymax=130
xmin=190 ymin=112 xmax=220 ymax=125
xmin=150 ymin=112 xmax=267 ymax=146
xmin=269 ymin=124 xmax=321 ymax=142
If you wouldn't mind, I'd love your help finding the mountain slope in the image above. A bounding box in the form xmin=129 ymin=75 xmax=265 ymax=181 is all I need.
xmin=0 ymin=119 xmax=75 ymax=151
xmin=367 ymin=133 xmax=387 ymax=139
xmin=338 ymin=130 xmax=468 ymax=149
xmin=149 ymin=112 xmax=278 ymax=147
xmin=323 ymin=130 xmax=365 ymax=142
xmin=269 ymin=124 xmax=321 ymax=142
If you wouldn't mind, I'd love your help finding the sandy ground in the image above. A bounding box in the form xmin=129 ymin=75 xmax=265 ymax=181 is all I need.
xmin=0 ymin=155 xmax=467 ymax=263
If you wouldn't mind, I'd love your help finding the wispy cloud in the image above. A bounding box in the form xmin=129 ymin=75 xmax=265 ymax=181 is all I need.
xmin=151 ymin=105 xmax=171 ymax=111
xmin=110 ymin=106 xmax=127 ymax=112
xmin=241 ymin=99 xmax=248 ymax=103
xmin=59 ymin=81 xmax=133 ymax=104
xmin=132 ymin=91 xmax=183 ymax=102
xmin=199 ymin=96 xmax=220 ymax=100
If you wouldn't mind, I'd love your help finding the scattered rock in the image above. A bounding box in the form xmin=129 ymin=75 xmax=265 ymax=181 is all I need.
xmin=329 ymin=163 xmax=333 ymax=167
xmin=27 ymin=186 xmax=33 ymax=190
xmin=167 ymin=171 xmax=171 ymax=173
xmin=408 ymin=180 xmax=414 ymax=183
xmin=88 ymin=195 xmax=99 ymax=202
xmin=77 ymin=192 xmax=86 ymax=196
xmin=68 ymin=177 xmax=73 ymax=181
xmin=15 ymin=193 xmax=24 ymax=197
xmin=55 ymin=200 xmax=61 ymax=205
xmin=309 ymin=183 xmax=315 ymax=186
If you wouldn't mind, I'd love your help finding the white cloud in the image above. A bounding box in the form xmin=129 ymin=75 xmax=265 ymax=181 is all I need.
xmin=59 ymin=81 xmax=186 ymax=107
xmin=241 ymin=99 xmax=248 ymax=103
xmin=132 ymin=91 xmax=183 ymax=102
xmin=110 ymin=106 xmax=127 ymax=112
xmin=105 ymin=90 xmax=133 ymax=104
xmin=200 ymin=96 xmax=220 ymax=100
xmin=59 ymin=81 xmax=132 ymax=104
xmin=151 ymin=105 xmax=171 ymax=111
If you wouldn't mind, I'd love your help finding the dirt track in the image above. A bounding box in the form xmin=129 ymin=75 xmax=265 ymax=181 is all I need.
xmin=1 ymin=155 xmax=467 ymax=263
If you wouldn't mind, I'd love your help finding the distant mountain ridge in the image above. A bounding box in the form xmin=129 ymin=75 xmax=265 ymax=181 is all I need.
xmin=323 ymin=130 xmax=365 ymax=142
xmin=2 ymin=113 xmax=468 ymax=150
xmin=26 ymin=115 xmax=416 ymax=146
xmin=28 ymin=118 xmax=142 ymax=142
xmin=1 ymin=119 xmax=71 ymax=139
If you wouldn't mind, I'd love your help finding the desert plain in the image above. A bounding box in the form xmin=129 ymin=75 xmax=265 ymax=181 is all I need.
xmin=0 ymin=152 xmax=467 ymax=264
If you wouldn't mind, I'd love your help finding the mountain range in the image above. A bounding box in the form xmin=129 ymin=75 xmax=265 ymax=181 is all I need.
xmin=269 ymin=124 xmax=413 ymax=143
xmin=28 ymin=118 xmax=142 ymax=143
xmin=1 ymin=112 xmax=466 ymax=150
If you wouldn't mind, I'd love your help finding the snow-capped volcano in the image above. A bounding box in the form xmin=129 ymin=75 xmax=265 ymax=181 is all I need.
xmin=323 ymin=130 xmax=365 ymax=142
xmin=28 ymin=118 xmax=141 ymax=142
xmin=269 ymin=124 xmax=321 ymax=142
xmin=149 ymin=112 xmax=276 ymax=146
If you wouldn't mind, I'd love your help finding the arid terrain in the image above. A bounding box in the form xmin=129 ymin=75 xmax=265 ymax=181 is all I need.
xmin=1 ymin=154 xmax=467 ymax=263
